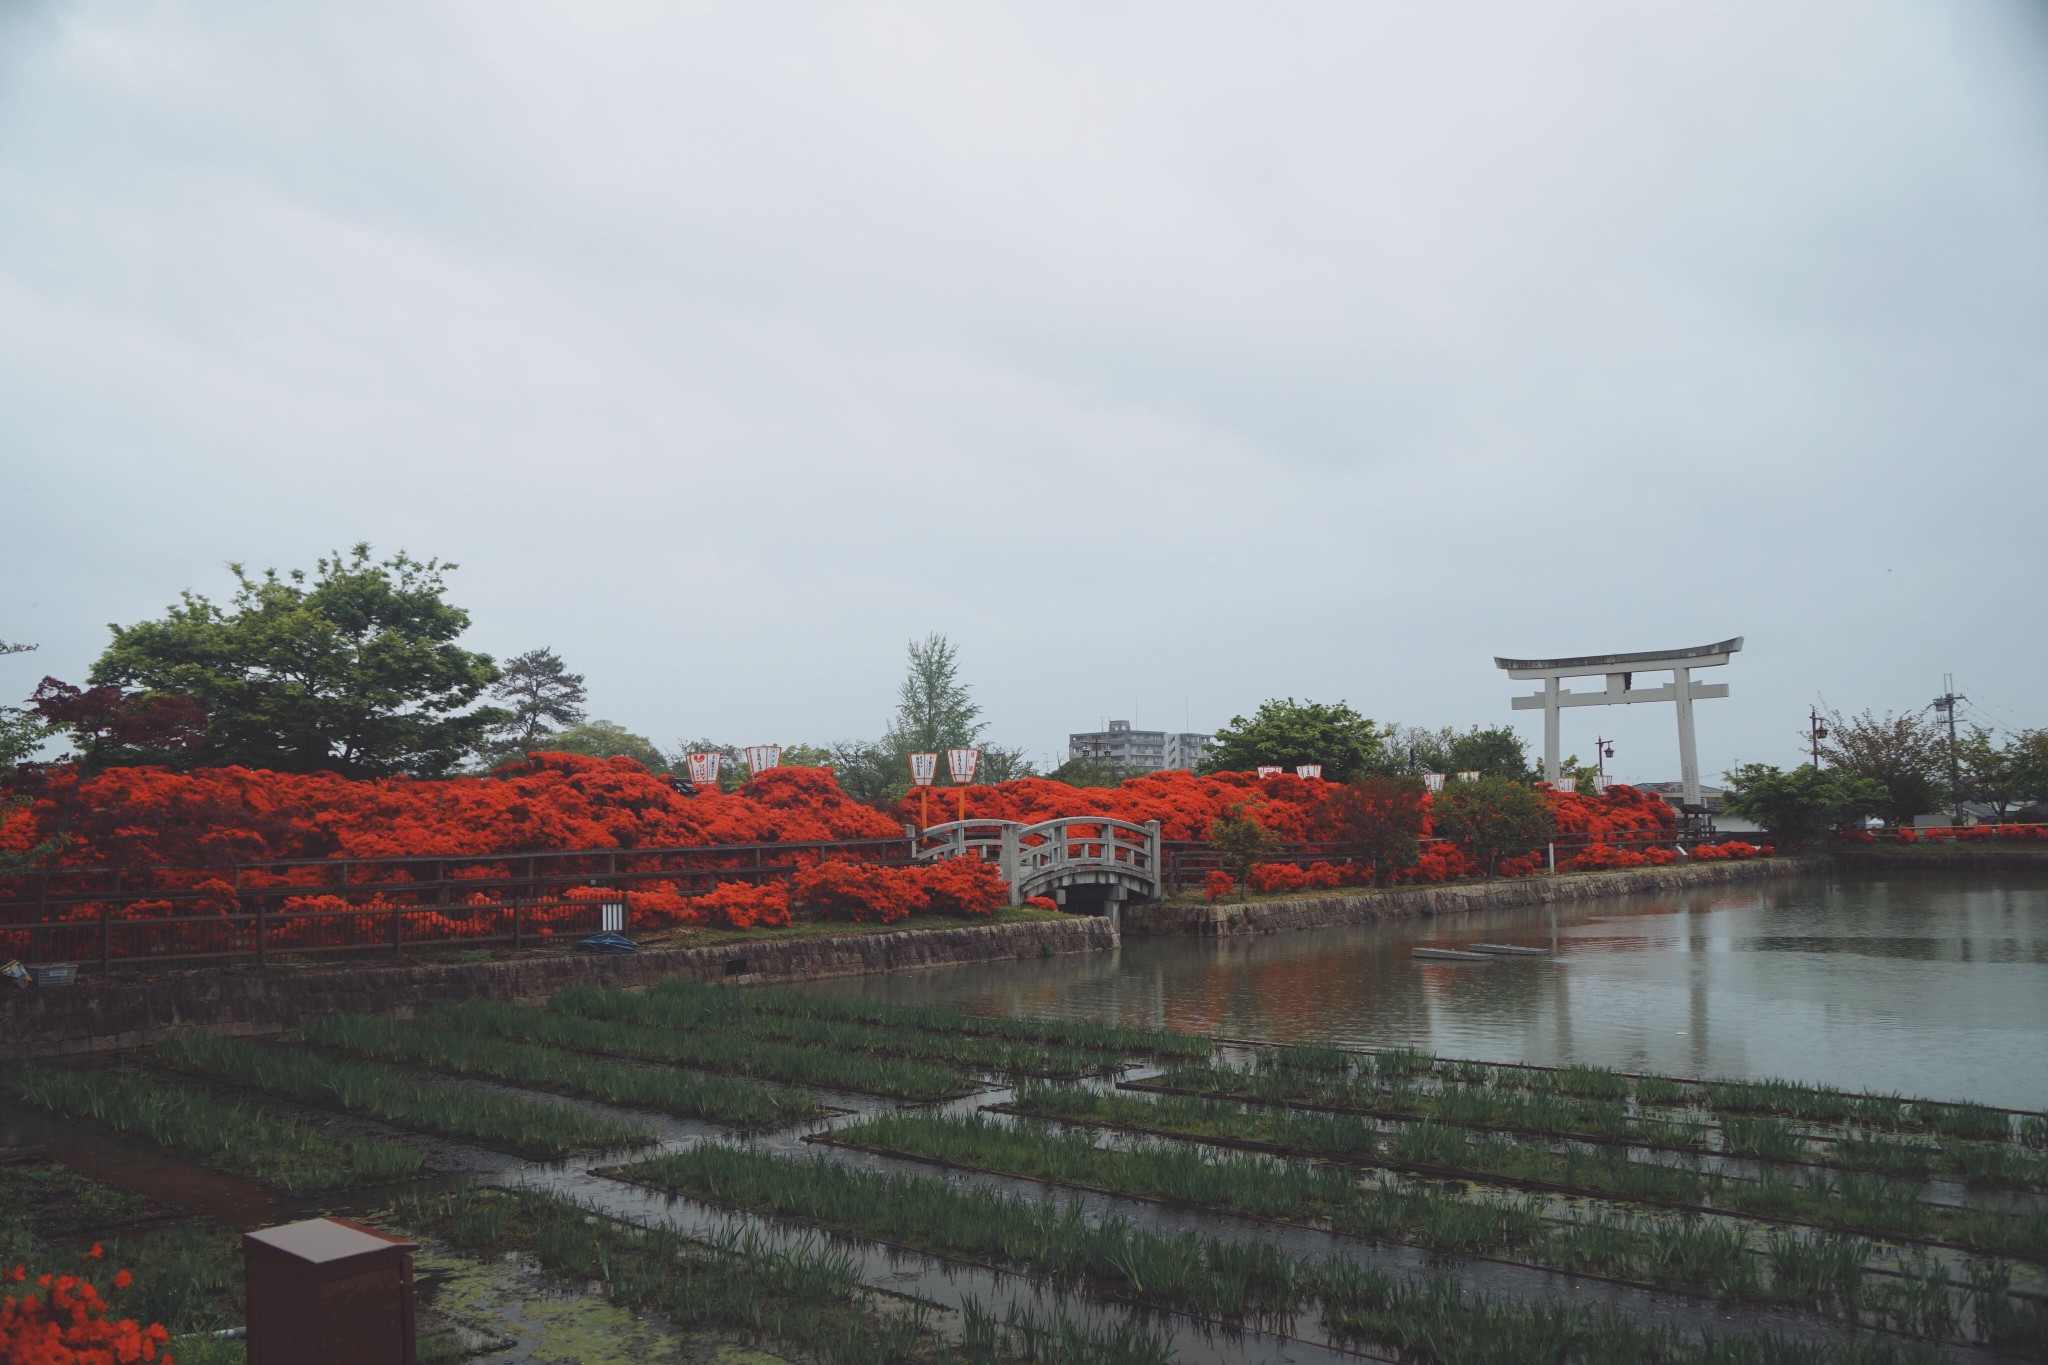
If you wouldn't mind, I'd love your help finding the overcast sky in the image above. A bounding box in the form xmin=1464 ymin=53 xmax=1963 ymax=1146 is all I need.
xmin=3 ymin=1 xmax=2044 ymax=781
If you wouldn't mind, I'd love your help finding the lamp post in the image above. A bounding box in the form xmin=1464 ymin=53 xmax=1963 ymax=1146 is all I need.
xmin=1808 ymin=708 xmax=1828 ymax=769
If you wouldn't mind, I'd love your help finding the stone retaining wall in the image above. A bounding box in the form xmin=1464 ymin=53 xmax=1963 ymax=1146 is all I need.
xmin=1122 ymin=856 xmax=1823 ymax=937
xmin=1833 ymin=847 xmax=2048 ymax=875
xmin=0 ymin=916 xmax=1117 ymax=1060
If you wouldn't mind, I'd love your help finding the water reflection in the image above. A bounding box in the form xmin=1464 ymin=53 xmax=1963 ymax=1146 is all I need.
xmin=799 ymin=874 xmax=2048 ymax=1110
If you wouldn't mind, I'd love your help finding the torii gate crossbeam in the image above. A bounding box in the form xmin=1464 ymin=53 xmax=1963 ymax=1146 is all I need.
xmin=1495 ymin=637 xmax=1742 ymax=809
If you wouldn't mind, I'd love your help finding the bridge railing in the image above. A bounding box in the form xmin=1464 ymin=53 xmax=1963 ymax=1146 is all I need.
xmin=916 ymin=817 xmax=1162 ymax=903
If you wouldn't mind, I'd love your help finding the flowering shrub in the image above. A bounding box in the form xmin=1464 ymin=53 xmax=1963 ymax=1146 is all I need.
xmin=1561 ymin=843 xmax=1680 ymax=872
xmin=1202 ymin=871 xmax=1235 ymax=901
xmin=691 ymin=880 xmax=793 ymax=930
xmin=1690 ymin=841 xmax=1763 ymax=861
xmin=787 ymin=859 xmax=1002 ymax=923
xmin=1023 ymin=895 xmax=1057 ymax=911
xmin=1 ymin=757 xmax=903 ymax=874
xmin=912 ymin=857 xmax=1005 ymax=917
xmin=1249 ymin=863 xmax=1309 ymax=893
xmin=1 ymin=1246 xmax=173 ymax=1364
xmin=1393 ymin=842 xmax=1476 ymax=884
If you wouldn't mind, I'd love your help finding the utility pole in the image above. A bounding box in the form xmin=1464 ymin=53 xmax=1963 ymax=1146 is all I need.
xmin=1808 ymin=707 xmax=1828 ymax=769
xmin=1929 ymin=675 xmax=1967 ymax=823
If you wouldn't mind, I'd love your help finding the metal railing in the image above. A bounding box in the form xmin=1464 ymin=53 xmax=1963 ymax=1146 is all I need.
xmin=0 ymin=836 xmax=917 ymax=920
xmin=916 ymin=817 xmax=1162 ymax=902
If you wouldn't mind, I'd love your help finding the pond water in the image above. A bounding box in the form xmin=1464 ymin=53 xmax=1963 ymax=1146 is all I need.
xmin=800 ymin=872 xmax=2048 ymax=1111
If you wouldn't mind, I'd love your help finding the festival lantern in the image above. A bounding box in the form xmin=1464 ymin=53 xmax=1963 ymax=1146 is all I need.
xmin=744 ymin=744 xmax=782 ymax=774
xmin=1423 ymin=772 xmax=1446 ymax=793
xmin=947 ymin=748 xmax=980 ymax=821
xmin=1593 ymin=773 xmax=1612 ymax=793
xmin=685 ymin=752 xmax=723 ymax=786
xmin=1256 ymin=766 xmax=1284 ymax=779
xmin=1554 ymin=776 xmax=1578 ymax=793
xmin=1296 ymin=764 xmax=1322 ymax=780
xmin=909 ymin=752 xmax=939 ymax=827
xmin=1456 ymin=770 xmax=1482 ymax=783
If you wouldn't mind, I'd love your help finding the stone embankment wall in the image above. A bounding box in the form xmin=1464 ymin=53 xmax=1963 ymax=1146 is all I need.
xmin=1 ymin=916 xmax=1116 ymax=1061
xmin=1123 ymin=856 xmax=1824 ymax=938
xmin=1833 ymin=847 xmax=2048 ymax=875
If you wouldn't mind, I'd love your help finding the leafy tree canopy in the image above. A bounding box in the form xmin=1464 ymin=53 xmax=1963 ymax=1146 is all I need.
xmin=1 ymin=640 xmax=50 ymax=771
xmin=477 ymin=647 xmax=587 ymax=765
xmin=1817 ymin=709 xmax=1947 ymax=825
xmin=1721 ymin=763 xmax=1889 ymax=846
xmin=1381 ymin=724 xmax=1532 ymax=780
xmin=1208 ymin=803 xmax=1279 ymax=896
xmin=31 ymin=678 xmax=209 ymax=772
xmin=88 ymin=544 xmax=502 ymax=778
xmin=1203 ymin=698 xmax=1384 ymax=783
xmin=1048 ymin=756 xmax=1149 ymax=789
xmin=1426 ymin=776 xmax=1555 ymax=874
xmin=883 ymin=633 xmax=986 ymax=755
xmin=1954 ymin=725 xmax=2048 ymax=818
xmin=1317 ymin=776 xmax=1426 ymax=883
xmin=547 ymin=719 xmax=668 ymax=773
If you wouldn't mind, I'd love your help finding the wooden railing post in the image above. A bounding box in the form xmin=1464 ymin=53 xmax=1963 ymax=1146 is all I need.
xmin=257 ymin=896 xmax=267 ymax=967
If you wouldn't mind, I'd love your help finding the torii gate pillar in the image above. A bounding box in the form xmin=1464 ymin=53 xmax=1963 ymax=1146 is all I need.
xmin=1495 ymin=638 xmax=1742 ymax=809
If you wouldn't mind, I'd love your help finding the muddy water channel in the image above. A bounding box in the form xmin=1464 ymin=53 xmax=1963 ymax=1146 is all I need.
xmin=801 ymin=872 xmax=2048 ymax=1111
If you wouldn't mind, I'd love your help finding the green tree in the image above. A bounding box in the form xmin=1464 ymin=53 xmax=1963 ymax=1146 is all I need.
xmin=548 ymin=720 xmax=667 ymax=772
xmin=1381 ymin=724 xmax=1531 ymax=780
xmin=1720 ymin=763 xmax=1889 ymax=846
xmin=883 ymin=634 xmax=986 ymax=755
xmin=822 ymin=740 xmax=899 ymax=803
xmin=1208 ymin=803 xmax=1279 ymax=900
xmin=88 ymin=545 xmax=502 ymax=777
xmin=478 ymin=647 xmax=587 ymax=764
xmin=0 ymin=640 xmax=49 ymax=770
xmin=778 ymin=743 xmax=835 ymax=768
xmin=975 ymin=745 xmax=1037 ymax=784
xmin=1818 ymin=709 xmax=1947 ymax=825
xmin=0 ymin=641 xmax=64 ymax=873
xmin=1048 ymin=756 xmax=1148 ymax=789
xmin=1202 ymin=698 xmax=1385 ymax=782
xmin=1318 ymin=777 xmax=1426 ymax=883
xmin=2003 ymin=730 xmax=2048 ymax=815
xmin=1427 ymin=776 xmax=1555 ymax=875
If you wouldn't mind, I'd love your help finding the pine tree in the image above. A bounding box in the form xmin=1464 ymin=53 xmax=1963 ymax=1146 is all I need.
xmin=481 ymin=647 xmax=588 ymax=761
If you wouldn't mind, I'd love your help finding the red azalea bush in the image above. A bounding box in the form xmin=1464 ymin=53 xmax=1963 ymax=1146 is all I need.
xmin=1690 ymin=840 xmax=1763 ymax=861
xmin=691 ymin=880 xmax=792 ymax=930
xmin=0 ymin=757 xmax=903 ymax=874
xmin=787 ymin=858 xmax=1004 ymax=924
xmin=1 ymin=1250 xmax=173 ymax=1365
xmin=1203 ymin=871 xmax=1235 ymax=900
xmin=1561 ymin=843 xmax=1680 ymax=872
xmin=1249 ymin=863 xmax=1309 ymax=893
xmin=892 ymin=769 xmax=1344 ymax=842
xmin=0 ymin=755 xmax=1728 ymax=940
xmin=1393 ymin=842 xmax=1476 ymax=884
xmin=1023 ymin=895 xmax=1058 ymax=911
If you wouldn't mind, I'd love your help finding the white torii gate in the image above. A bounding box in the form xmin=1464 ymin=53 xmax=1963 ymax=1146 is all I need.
xmin=1494 ymin=637 xmax=1743 ymax=810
